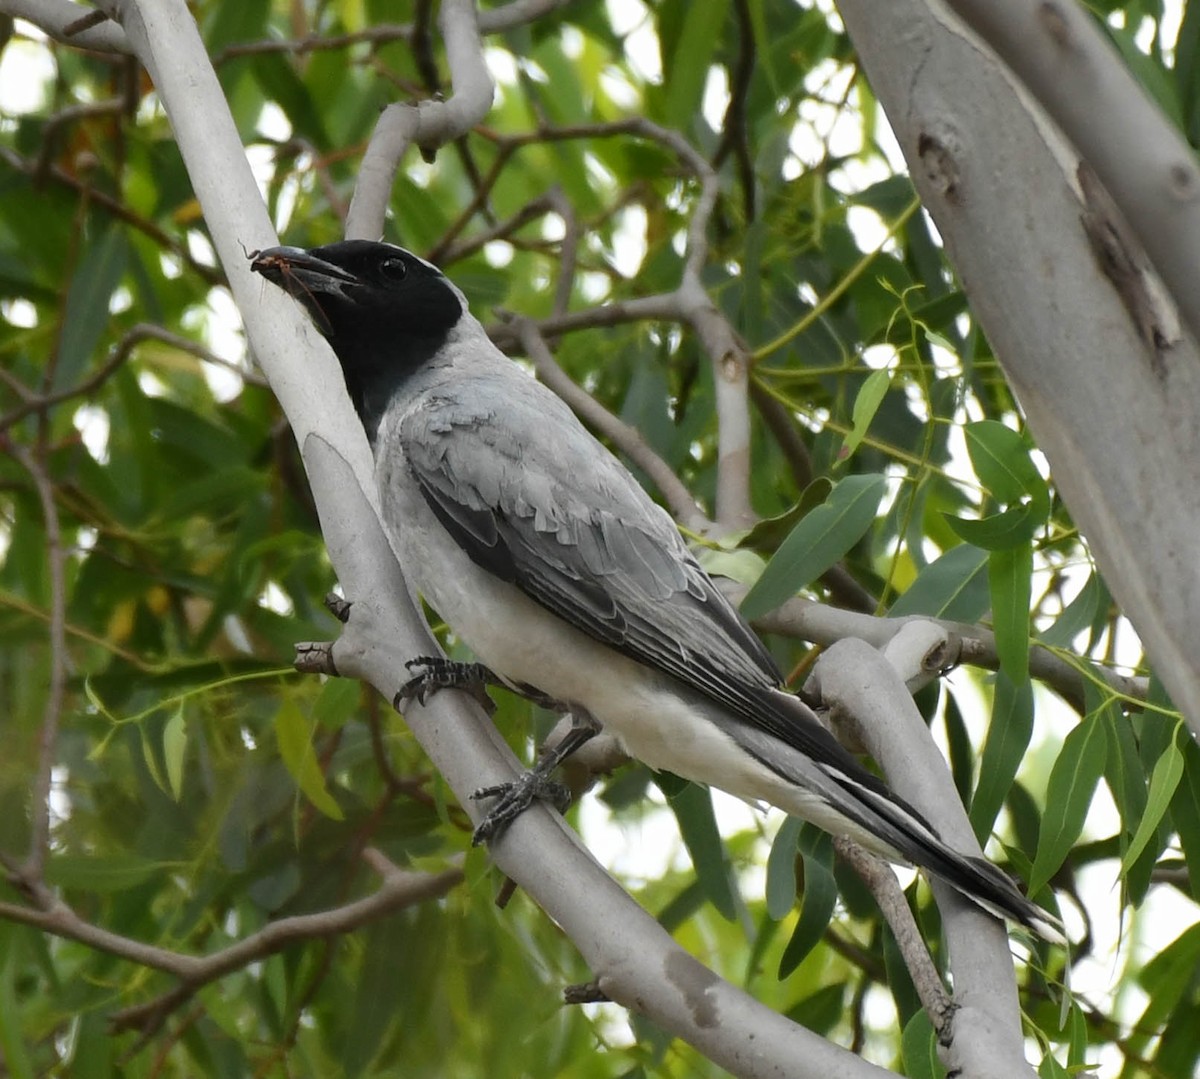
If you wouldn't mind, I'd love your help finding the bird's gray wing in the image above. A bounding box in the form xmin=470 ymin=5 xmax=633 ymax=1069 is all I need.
xmin=398 ymin=373 xmax=865 ymax=774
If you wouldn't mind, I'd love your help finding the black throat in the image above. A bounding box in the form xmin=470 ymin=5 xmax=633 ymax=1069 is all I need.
xmin=329 ymin=328 xmax=448 ymax=446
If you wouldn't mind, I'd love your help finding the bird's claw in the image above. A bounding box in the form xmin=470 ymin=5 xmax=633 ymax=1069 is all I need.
xmin=393 ymin=656 xmax=497 ymax=714
xmin=470 ymin=771 xmax=572 ymax=845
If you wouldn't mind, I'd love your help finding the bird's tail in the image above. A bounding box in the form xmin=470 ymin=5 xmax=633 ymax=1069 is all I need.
xmin=731 ymin=688 xmax=1066 ymax=945
xmin=832 ymin=767 xmax=1067 ymax=944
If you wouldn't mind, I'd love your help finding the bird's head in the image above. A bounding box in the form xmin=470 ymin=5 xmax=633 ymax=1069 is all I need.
xmin=250 ymin=240 xmax=466 ymax=439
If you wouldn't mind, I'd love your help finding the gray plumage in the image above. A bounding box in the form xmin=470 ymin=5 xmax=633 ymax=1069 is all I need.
xmin=251 ymin=239 xmax=1065 ymax=944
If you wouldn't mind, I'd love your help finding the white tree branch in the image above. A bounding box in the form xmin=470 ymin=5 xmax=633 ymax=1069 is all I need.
xmin=837 ymin=0 xmax=1200 ymax=740
xmin=3 ymin=0 xmax=130 ymax=53
xmin=810 ymin=633 xmax=1036 ymax=1079
xmin=943 ymin=0 xmax=1200 ymax=349
xmin=344 ymin=0 xmax=494 ymax=240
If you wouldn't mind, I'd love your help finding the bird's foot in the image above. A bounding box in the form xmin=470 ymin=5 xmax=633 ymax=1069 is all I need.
xmin=470 ymin=771 xmax=573 ymax=845
xmin=393 ymin=657 xmax=498 ymax=714
xmin=469 ymin=714 xmax=601 ymax=844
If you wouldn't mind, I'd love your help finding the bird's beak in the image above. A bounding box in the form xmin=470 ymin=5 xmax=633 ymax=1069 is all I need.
xmin=250 ymin=246 xmax=359 ymax=334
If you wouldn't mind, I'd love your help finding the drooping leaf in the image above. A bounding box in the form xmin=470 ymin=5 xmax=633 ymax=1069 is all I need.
xmin=889 ymin=543 xmax=989 ymax=621
xmin=1028 ymin=712 xmax=1108 ymax=894
xmin=162 ymin=705 xmax=187 ymax=801
xmin=765 ymin=816 xmax=802 ymax=921
xmin=964 ymin=420 xmax=1050 ymax=512
xmin=989 ymin=542 xmax=1032 ymax=684
xmin=778 ymin=827 xmax=836 ymax=977
xmin=741 ymin=473 xmax=886 ymax=620
xmin=273 ymin=698 xmax=344 ymax=821
xmin=900 ymin=1011 xmax=947 ymax=1079
xmin=970 ymin=673 xmax=1034 ymax=843
xmin=841 ymin=367 xmax=891 ymax=459
xmin=1120 ymin=730 xmax=1186 ymax=879
xmin=666 ymin=781 xmax=738 ymax=921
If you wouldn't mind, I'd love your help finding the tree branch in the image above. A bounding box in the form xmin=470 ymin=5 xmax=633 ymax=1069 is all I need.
xmin=733 ymin=583 xmax=1147 ymax=712
xmin=837 ymin=0 xmax=1200 ymax=740
xmin=4 ymin=443 xmax=68 ymax=881
xmin=0 ymin=323 xmax=263 ymax=434
xmin=810 ymin=628 xmax=1035 ymax=1078
xmin=0 ymin=848 xmax=462 ymax=1039
xmin=832 ymin=837 xmax=952 ymax=1036
xmin=942 ymin=0 xmax=1200 ymax=349
xmin=345 ymin=0 xmax=494 ymax=239
xmin=2 ymin=0 xmax=130 ymax=53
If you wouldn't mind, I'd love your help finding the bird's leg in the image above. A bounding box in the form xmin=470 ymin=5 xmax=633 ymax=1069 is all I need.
xmin=470 ymin=711 xmax=600 ymax=845
xmin=394 ymin=656 xmax=567 ymax=716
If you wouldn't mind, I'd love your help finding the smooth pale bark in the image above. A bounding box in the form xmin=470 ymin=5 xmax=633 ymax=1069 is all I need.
xmin=839 ymin=0 xmax=1200 ymax=740
xmin=814 ymin=635 xmax=1036 ymax=1079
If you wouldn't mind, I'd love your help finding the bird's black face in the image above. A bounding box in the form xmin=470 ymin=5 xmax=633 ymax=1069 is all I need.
xmin=251 ymin=240 xmax=465 ymax=440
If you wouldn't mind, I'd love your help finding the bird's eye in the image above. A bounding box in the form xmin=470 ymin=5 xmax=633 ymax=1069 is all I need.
xmin=379 ymin=257 xmax=408 ymax=282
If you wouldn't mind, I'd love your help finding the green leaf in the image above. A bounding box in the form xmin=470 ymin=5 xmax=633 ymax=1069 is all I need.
xmin=1028 ymin=713 xmax=1108 ymax=894
xmin=696 ymin=544 xmax=766 ymax=588
xmin=163 ymin=705 xmax=187 ymax=801
xmin=56 ymin=225 xmax=128 ymax=392
xmin=313 ymin=676 xmax=361 ymax=731
xmin=964 ymin=420 xmax=1049 ymax=513
xmin=765 ymin=816 xmax=802 ymax=921
xmin=663 ymin=0 xmax=731 ymax=129
xmin=46 ymin=854 xmax=162 ymax=894
xmin=945 ymin=504 xmax=1039 ymax=550
xmin=785 ymin=984 xmax=845 ymax=1037
xmin=970 ymin=673 xmax=1034 ymax=843
xmin=889 ymin=543 xmax=989 ymax=621
xmin=744 ymin=0 xmax=780 ymax=94
xmin=0 ymin=949 xmax=35 ymax=1079
xmin=1170 ymin=739 xmax=1200 ymax=899
xmin=1037 ymin=1051 xmax=1070 ymax=1078
xmin=140 ymin=722 xmax=169 ymax=797
xmin=738 ymin=478 xmax=832 ymax=554
xmin=900 ymin=1011 xmax=947 ymax=1079
xmin=1120 ymin=732 xmax=1186 ymax=879
xmin=740 ymin=473 xmax=886 ymax=620
xmin=666 ymin=782 xmax=737 ymax=921
xmin=273 ymin=698 xmax=344 ymax=820
xmin=1139 ymin=923 xmax=1200 ymax=1029
xmin=778 ymin=827 xmax=836 ymax=977
xmin=841 ymin=367 xmax=891 ymax=459
xmin=989 ymin=543 xmax=1032 ymax=684
xmin=1039 ymin=572 xmax=1106 ymax=648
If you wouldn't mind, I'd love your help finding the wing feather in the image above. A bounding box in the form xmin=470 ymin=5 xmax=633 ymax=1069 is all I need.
xmin=399 ymin=375 xmax=870 ymax=776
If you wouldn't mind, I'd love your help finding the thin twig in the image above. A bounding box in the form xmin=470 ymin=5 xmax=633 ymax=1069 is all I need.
xmin=5 ymin=441 xmax=68 ymax=881
xmin=345 ymin=0 xmax=493 ymax=239
xmin=0 ymin=847 xmax=462 ymax=1038
xmin=834 ymin=837 xmax=953 ymax=1035
xmin=712 ymin=0 xmax=757 ymax=220
xmin=436 ymin=192 xmax=555 ymax=264
xmin=32 ymin=98 xmax=126 ymax=182
xmin=212 ymin=0 xmax=571 ymax=64
xmin=6 ymin=0 xmax=130 ymax=53
xmin=546 ymin=187 xmax=579 ymax=317
xmin=1 ymin=324 xmax=262 ymax=434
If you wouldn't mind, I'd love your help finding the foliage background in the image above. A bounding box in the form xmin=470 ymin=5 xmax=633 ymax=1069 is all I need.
xmin=1 ymin=0 xmax=1198 ymax=1076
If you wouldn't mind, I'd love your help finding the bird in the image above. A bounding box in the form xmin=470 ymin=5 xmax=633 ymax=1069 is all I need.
xmin=251 ymin=239 xmax=1065 ymax=944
